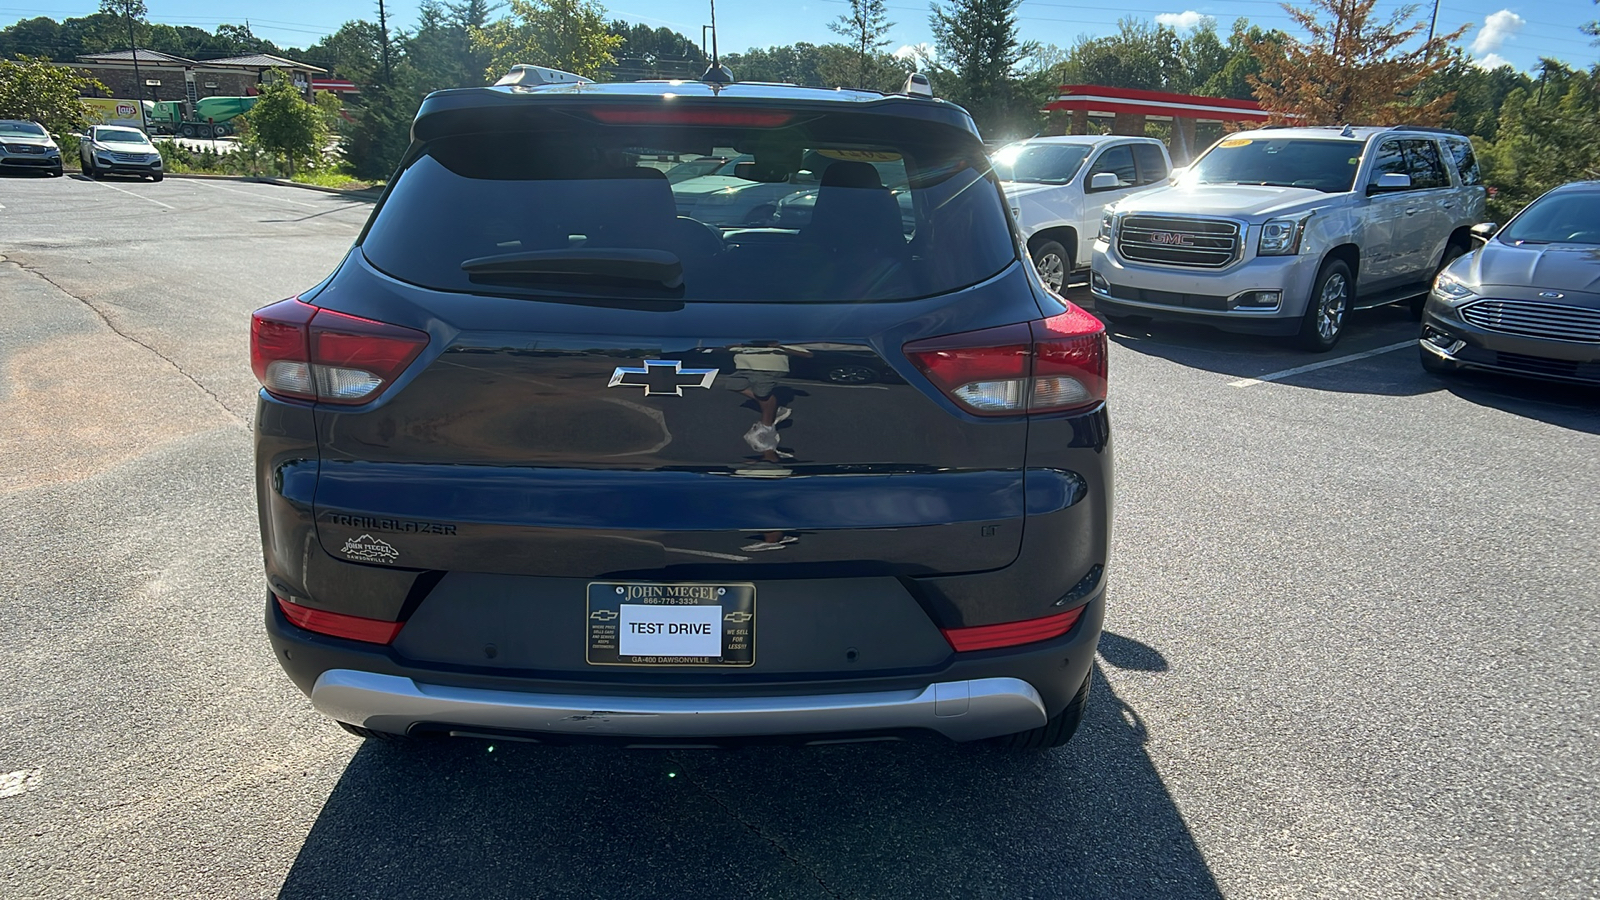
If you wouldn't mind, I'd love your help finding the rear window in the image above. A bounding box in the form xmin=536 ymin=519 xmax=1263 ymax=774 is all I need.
xmin=360 ymin=114 xmax=1015 ymax=303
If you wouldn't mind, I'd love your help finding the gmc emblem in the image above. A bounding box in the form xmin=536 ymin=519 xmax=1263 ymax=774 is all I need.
xmin=1149 ymin=232 xmax=1194 ymax=246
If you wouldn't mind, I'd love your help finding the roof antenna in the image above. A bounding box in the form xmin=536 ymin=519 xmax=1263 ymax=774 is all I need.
xmin=701 ymin=0 xmax=734 ymax=84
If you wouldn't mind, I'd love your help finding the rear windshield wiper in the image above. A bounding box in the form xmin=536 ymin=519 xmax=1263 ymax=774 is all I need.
xmin=461 ymin=249 xmax=684 ymax=289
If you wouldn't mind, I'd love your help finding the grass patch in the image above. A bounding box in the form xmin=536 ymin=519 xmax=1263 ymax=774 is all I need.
xmin=286 ymin=170 xmax=383 ymax=191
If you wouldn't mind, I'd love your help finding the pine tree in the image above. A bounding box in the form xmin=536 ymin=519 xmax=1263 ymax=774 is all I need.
xmin=1249 ymin=0 xmax=1465 ymax=126
xmin=929 ymin=0 xmax=1031 ymax=134
xmin=827 ymin=0 xmax=894 ymax=90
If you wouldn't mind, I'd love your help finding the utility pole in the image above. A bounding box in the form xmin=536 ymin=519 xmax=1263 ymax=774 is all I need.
xmin=123 ymin=3 xmax=150 ymax=134
xmin=1424 ymin=0 xmax=1441 ymax=62
xmin=376 ymin=0 xmax=393 ymax=84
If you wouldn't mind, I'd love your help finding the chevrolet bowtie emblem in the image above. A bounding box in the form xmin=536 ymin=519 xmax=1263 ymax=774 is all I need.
xmin=608 ymin=359 xmax=718 ymax=396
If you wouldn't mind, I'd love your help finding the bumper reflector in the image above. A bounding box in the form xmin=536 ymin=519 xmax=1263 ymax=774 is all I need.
xmin=276 ymin=595 xmax=404 ymax=644
xmin=941 ymin=606 xmax=1086 ymax=652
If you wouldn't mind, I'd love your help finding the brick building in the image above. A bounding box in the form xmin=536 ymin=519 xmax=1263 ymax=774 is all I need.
xmin=71 ymin=49 xmax=324 ymax=103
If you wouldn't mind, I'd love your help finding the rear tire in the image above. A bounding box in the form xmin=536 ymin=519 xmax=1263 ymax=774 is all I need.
xmin=337 ymin=721 xmax=411 ymax=742
xmin=1031 ymin=240 xmax=1070 ymax=295
xmin=1296 ymin=258 xmax=1353 ymax=352
xmin=1412 ymin=243 xmax=1466 ymax=319
xmin=991 ymin=668 xmax=1092 ymax=750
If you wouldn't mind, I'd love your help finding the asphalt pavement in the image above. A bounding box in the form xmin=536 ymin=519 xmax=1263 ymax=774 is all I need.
xmin=1 ymin=171 xmax=1598 ymax=899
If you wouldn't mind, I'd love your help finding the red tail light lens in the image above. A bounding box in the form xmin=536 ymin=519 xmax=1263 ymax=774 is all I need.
xmin=904 ymin=304 xmax=1107 ymax=416
xmin=941 ymin=606 xmax=1086 ymax=652
xmin=277 ymin=595 xmax=404 ymax=644
xmin=250 ymin=299 xmax=429 ymax=405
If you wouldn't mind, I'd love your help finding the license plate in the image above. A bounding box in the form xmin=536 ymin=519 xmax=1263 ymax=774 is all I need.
xmin=586 ymin=582 xmax=755 ymax=667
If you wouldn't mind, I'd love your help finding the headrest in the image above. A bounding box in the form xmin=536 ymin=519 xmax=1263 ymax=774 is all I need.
xmin=820 ymin=161 xmax=883 ymax=189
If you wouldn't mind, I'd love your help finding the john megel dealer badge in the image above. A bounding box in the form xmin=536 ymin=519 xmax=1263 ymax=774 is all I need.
xmin=341 ymin=534 xmax=400 ymax=563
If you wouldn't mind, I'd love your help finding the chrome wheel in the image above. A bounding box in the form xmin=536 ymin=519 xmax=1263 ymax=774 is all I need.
xmin=1317 ymin=271 xmax=1348 ymax=341
xmin=1032 ymin=242 xmax=1068 ymax=294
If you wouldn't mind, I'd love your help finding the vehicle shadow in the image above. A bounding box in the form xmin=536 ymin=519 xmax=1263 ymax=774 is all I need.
xmin=1435 ymin=368 xmax=1600 ymax=434
xmin=1096 ymin=300 xmax=1435 ymax=394
xmin=277 ymin=634 xmax=1219 ymax=899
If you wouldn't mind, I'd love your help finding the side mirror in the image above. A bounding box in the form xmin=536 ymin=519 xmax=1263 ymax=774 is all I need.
xmin=1368 ymin=172 xmax=1412 ymax=194
xmin=1470 ymin=222 xmax=1498 ymax=244
xmin=1089 ymin=172 xmax=1121 ymax=191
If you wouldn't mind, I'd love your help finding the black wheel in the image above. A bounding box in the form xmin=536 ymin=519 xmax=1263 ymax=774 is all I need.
xmin=150 ymin=171 xmax=164 ymax=182
xmin=180 ymin=123 xmax=196 ymax=138
xmin=991 ymin=668 xmax=1092 ymax=750
xmin=337 ymin=721 xmax=411 ymax=742
xmin=1296 ymin=258 xmax=1353 ymax=352
xmin=1412 ymin=243 xmax=1466 ymax=319
xmin=47 ymin=166 xmax=62 ymax=178
xmin=1031 ymin=239 xmax=1070 ymax=295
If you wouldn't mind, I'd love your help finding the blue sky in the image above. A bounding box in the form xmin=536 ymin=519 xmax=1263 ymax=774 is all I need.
xmin=2 ymin=0 xmax=1595 ymax=73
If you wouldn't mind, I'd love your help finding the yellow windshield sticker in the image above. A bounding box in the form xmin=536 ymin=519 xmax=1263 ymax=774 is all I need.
xmin=1218 ymin=138 xmax=1252 ymax=148
xmin=817 ymin=149 xmax=903 ymax=162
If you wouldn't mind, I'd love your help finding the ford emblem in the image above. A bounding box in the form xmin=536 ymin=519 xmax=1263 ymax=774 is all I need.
xmin=1537 ymin=291 xmax=1564 ymax=300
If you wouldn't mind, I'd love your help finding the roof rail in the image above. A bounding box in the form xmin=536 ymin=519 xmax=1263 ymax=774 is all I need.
xmin=1387 ymin=124 xmax=1465 ymax=135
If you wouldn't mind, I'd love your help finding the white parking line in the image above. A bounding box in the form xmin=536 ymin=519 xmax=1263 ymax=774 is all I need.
xmin=193 ymin=179 xmax=340 ymax=210
xmin=82 ymin=177 xmax=175 ymax=209
xmin=1229 ymin=340 xmax=1416 ymax=388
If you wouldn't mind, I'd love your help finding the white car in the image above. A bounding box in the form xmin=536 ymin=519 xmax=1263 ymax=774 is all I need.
xmin=994 ymin=135 xmax=1173 ymax=293
xmin=79 ymin=125 xmax=164 ymax=182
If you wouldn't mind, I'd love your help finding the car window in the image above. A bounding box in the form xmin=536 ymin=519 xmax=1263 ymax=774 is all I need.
xmin=1445 ymin=139 xmax=1482 ymax=186
xmin=1087 ymin=146 xmax=1137 ymax=190
xmin=0 ymin=121 xmax=46 ymax=137
xmin=95 ymin=127 xmax=149 ymax=144
xmin=991 ymin=143 xmax=1092 ymax=185
xmin=361 ymin=122 xmax=1016 ymax=304
xmin=1132 ymin=144 xmax=1168 ymax=185
xmin=1499 ymin=192 xmax=1600 ymax=245
xmin=1369 ymin=140 xmax=1410 ymax=188
xmin=1189 ymin=138 xmax=1360 ymax=193
xmin=1403 ymin=140 xmax=1449 ymax=189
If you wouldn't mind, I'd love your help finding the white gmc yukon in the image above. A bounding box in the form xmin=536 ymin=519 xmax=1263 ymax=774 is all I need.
xmin=993 ymin=135 xmax=1173 ymax=294
xmin=1091 ymin=125 xmax=1488 ymax=351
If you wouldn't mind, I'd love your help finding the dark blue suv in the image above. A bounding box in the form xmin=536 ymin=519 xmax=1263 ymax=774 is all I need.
xmin=252 ymin=77 xmax=1112 ymax=749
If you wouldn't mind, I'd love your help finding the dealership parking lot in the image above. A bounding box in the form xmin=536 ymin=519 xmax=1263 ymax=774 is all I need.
xmin=2 ymin=173 xmax=1598 ymax=898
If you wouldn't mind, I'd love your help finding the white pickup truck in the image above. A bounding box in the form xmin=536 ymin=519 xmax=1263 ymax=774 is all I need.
xmin=993 ymin=135 xmax=1173 ymax=294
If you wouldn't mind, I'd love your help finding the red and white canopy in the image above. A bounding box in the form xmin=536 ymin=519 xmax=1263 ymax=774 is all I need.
xmin=1045 ymin=85 xmax=1269 ymax=123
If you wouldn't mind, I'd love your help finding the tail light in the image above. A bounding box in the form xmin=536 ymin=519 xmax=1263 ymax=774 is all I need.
xmin=276 ymin=595 xmax=404 ymax=644
xmin=250 ymin=299 xmax=429 ymax=404
xmin=941 ymin=606 xmax=1086 ymax=652
xmin=904 ymin=304 xmax=1107 ymax=416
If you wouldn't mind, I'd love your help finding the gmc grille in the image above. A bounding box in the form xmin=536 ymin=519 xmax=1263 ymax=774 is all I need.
xmin=1462 ymin=300 xmax=1600 ymax=344
xmin=1118 ymin=216 xmax=1241 ymax=268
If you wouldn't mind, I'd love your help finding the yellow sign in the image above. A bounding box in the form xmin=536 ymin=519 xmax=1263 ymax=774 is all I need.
xmin=81 ymin=98 xmax=147 ymax=128
xmin=1218 ymin=138 xmax=1252 ymax=148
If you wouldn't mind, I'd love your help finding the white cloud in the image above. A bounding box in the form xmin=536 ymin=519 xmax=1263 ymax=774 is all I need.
xmin=1472 ymin=9 xmax=1525 ymax=56
xmin=894 ymin=43 xmax=937 ymax=64
xmin=1472 ymin=52 xmax=1515 ymax=70
xmin=1155 ymin=11 xmax=1215 ymax=30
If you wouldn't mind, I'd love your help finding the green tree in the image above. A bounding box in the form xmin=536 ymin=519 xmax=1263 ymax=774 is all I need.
xmin=0 ymin=56 xmax=109 ymax=133
xmin=247 ymin=77 xmax=327 ymax=175
xmin=928 ymin=0 xmax=1033 ymax=135
xmin=1481 ymin=66 xmax=1600 ymax=219
xmin=828 ymin=0 xmax=894 ymax=90
xmin=470 ymin=0 xmax=623 ymax=81
xmin=607 ymin=21 xmax=705 ymax=80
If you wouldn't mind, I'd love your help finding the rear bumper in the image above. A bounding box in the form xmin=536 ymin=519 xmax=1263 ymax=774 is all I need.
xmin=312 ymin=669 xmax=1048 ymax=743
xmin=266 ymin=592 xmax=1103 ymax=743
